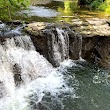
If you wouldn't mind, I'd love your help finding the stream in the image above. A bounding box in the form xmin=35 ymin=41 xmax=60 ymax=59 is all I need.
xmin=0 ymin=0 xmax=109 ymax=22
xmin=0 ymin=0 xmax=110 ymax=110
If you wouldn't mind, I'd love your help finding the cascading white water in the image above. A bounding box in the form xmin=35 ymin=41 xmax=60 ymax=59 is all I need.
xmin=56 ymin=28 xmax=69 ymax=60
xmin=78 ymin=36 xmax=85 ymax=61
xmin=0 ymin=35 xmax=53 ymax=97
xmin=0 ymin=35 xmax=75 ymax=110
xmin=48 ymin=28 xmax=69 ymax=66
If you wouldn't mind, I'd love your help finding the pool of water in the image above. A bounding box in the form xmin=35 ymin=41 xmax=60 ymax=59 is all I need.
xmin=1 ymin=60 xmax=110 ymax=110
xmin=65 ymin=61 xmax=110 ymax=110
xmin=0 ymin=0 xmax=109 ymax=23
xmin=35 ymin=61 xmax=110 ymax=110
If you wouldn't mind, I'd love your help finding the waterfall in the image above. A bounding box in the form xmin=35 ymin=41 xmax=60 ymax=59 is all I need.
xmin=78 ymin=36 xmax=85 ymax=61
xmin=0 ymin=35 xmax=73 ymax=110
xmin=47 ymin=27 xmax=69 ymax=66
xmin=0 ymin=35 xmax=53 ymax=96
xmin=78 ymin=35 xmax=84 ymax=61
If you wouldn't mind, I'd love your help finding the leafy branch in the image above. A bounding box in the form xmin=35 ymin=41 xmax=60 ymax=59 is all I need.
xmin=0 ymin=0 xmax=30 ymax=20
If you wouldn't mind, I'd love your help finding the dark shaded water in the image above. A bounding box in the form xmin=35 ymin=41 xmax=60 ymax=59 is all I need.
xmin=66 ymin=61 xmax=110 ymax=110
xmin=13 ymin=61 xmax=110 ymax=110
xmin=34 ymin=61 xmax=110 ymax=110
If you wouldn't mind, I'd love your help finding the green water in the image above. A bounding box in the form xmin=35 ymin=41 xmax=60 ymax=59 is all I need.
xmin=1 ymin=1 xmax=110 ymax=110
xmin=0 ymin=0 xmax=109 ymax=22
xmin=38 ymin=61 xmax=110 ymax=110
xmin=65 ymin=62 xmax=110 ymax=110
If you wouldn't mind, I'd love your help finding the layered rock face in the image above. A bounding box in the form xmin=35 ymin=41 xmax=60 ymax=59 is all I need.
xmin=25 ymin=22 xmax=70 ymax=66
xmin=25 ymin=22 xmax=49 ymax=60
xmin=1 ymin=19 xmax=110 ymax=68
xmin=71 ymin=18 xmax=110 ymax=68
xmin=25 ymin=18 xmax=110 ymax=68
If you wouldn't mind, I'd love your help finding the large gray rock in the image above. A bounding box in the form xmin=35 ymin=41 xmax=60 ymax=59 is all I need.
xmin=71 ymin=18 xmax=110 ymax=68
xmin=25 ymin=22 xmax=83 ymax=66
xmin=25 ymin=18 xmax=110 ymax=68
xmin=25 ymin=22 xmax=70 ymax=66
xmin=71 ymin=18 xmax=110 ymax=37
xmin=25 ymin=22 xmax=51 ymax=64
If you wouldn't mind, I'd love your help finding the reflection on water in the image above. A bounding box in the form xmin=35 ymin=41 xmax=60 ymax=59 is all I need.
xmin=20 ymin=6 xmax=59 ymax=18
xmin=64 ymin=61 xmax=110 ymax=110
xmin=0 ymin=0 xmax=110 ymax=22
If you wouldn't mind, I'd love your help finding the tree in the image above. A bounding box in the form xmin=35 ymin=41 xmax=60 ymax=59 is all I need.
xmin=0 ymin=0 xmax=30 ymax=20
xmin=78 ymin=0 xmax=104 ymax=8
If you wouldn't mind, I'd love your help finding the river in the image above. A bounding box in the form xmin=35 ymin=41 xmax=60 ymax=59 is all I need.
xmin=0 ymin=0 xmax=109 ymax=22
xmin=0 ymin=0 xmax=110 ymax=110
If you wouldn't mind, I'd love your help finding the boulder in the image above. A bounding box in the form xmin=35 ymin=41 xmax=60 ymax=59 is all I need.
xmin=26 ymin=22 xmax=68 ymax=66
xmin=25 ymin=18 xmax=110 ymax=68
xmin=0 ymin=22 xmax=23 ymax=38
xmin=25 ymin=22 xmax=50 ymax=64
xmin=71 ymin=18 xmax=110 ymax=68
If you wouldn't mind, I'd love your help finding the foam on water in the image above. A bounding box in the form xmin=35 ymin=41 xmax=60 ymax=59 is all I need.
xmin=7 ymin=48 xmax=53 ymax=83
xmin=0 ymin=35 xmax=53 ymax=97
xmin=0 ymin=60 xmax=75 ymax=110
xmin=0 ymin=35 xmax=76 ymax=110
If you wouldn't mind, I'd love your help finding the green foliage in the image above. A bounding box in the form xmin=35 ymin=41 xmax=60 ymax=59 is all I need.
xmin=90 ymin=0 xmax=103 ymax=9
xmin=98 ymin=0 xmax=110 ymax=11
xmin=79 ymin=0 xmax=110 ymax=15
xmin=0 ymin=0 xmax=30 ymax=21
xmin=0 ymin=0 xmax=30 ymax=8
xmin=64 ymin=0 xmax=78 ymax=12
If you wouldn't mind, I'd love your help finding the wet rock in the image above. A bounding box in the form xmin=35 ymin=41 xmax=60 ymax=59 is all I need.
xmin=25 ymin=18 xmax=110 ymax=68
xmin=71 ymin=18 xmax=110 ymax=37
xmin=25 ymin=22 xmax=49 ymax=64
xmin=13 ymin=64 xmax=23 ymax=87
xmin=25 ymin=22 xmax=77 ymax=66
xmin=92 ymin=37 xmax=110 ymax=69
xmin=71 ymin=18 xmax=110 ymax=68
xmin=81 ymin=37 xmax=97 ymax=62
xmin=69 ymin=31 xmax=82 ymax=60
xmin=0 ymin=21 xmax=24 ymax=38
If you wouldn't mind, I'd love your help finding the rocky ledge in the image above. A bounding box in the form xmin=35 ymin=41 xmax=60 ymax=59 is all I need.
xmin=25 ymin=22 xmax=82 ymax=67
xmin=70 ymin=18 xmax=110 ymax=68
xmin=25 ymin=18 xmax=110 ymax=68
xmin=71 ymin=18 xmax=110 ymax=37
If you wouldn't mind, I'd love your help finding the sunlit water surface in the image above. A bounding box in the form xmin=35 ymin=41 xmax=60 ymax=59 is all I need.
xmin=0 ymin=0 xmax=109 ymax=22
